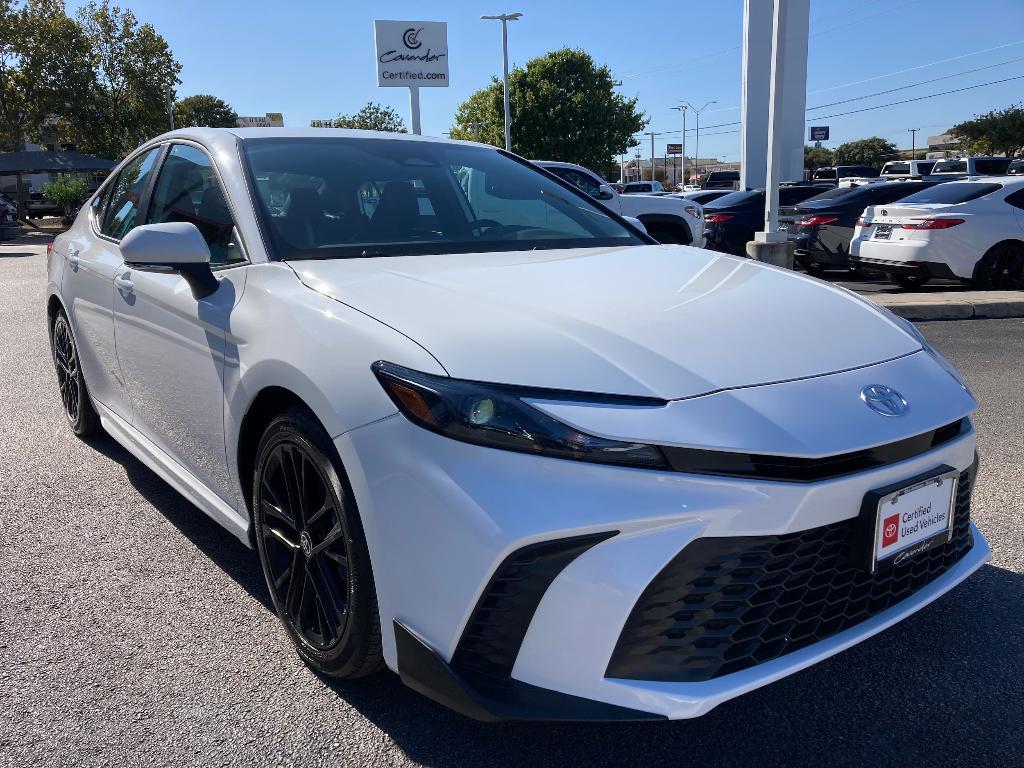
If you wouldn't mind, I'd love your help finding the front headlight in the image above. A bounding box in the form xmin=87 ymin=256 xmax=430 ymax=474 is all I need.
xmin=372 ymin=361 xmax=669 ymax=469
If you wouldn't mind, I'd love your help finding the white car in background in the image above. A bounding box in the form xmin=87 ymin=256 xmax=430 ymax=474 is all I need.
xmin=533 ymin=160 xmax=703 ymax=246
xmin=47 ymin=128 xmax=987 ymax=722
xmin=850 ymin=177 xmax=1024 ymax=289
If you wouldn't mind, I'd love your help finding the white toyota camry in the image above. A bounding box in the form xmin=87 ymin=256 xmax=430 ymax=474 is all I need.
xmin=850 ymin=177 xmax=1024 ymax=289
xmin=47 ymin=128 xmax=988 ymax=722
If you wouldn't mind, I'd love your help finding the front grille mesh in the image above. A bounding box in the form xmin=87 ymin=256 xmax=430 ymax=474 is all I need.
xmin=606 ymin=470 xmax=975 ymax=683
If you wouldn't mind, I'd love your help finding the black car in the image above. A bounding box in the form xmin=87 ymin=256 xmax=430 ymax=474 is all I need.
xmin=703 ymin=186 xmax=830 ymax=255
xmin=788 ymin=181 xmax=938 ymax=275
xmin=679 ymin=189 xmax=732 ymax=205
xmin=700 ymin=169 xmax=740 ymax=190
xmin=0 ymin=193 xmax=20 ymax=241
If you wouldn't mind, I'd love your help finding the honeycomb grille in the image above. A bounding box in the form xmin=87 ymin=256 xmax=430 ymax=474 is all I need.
xmin=606 ymin=470 xmax=975 ymax=683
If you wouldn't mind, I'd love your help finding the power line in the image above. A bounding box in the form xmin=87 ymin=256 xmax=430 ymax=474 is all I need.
xmin=808 ymin=73 xmax=1024 ymax=121
xmin=806 ymin=55 xmax=1024 ymax=110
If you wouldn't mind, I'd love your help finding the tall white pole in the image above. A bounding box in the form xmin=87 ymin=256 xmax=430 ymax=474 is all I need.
xmin=649 ymin=132 xmax=656 ymax=182
xmin=761 ymin=0 xmax=788 ymax=239
xmin=501 ymin=19 xmax=511 ymax=151
xmin=409 ymin=87 xmax=421 ymax=135
xmin=694 ymin=111 xmax=700 ymax=186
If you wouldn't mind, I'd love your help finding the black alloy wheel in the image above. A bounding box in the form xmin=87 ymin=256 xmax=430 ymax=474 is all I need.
xmin=253 ymin=407 xmax=382 ymax=678
xmin=974 ymin=243 xmax=1024 ymax=290
xmin=51 ymin=310 xmax=100 ymax=436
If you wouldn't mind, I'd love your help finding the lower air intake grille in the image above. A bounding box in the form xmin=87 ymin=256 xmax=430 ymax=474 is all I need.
xmin=606 ymin=469 xmax=975 ymax=683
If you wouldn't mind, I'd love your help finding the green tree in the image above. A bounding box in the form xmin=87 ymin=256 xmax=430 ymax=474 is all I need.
xmin=173 ymin=94 xmax=237 ymax=128
xmin=833 ymin=137 xmax=898 ymax=169
xmin=0 ymin=0 xmax=95 ymax=151
xmin=41 ymin=173 xmax=88 ymax=221
xmin=76 ymin=1 xmax=181 ymax=159
xmin=951 ymin=104 xmax=1024 ymax=157
xmin=333 ymin=102 xmax=406 ymax=132
xmin=449 ymin=49 xmax=646 ymax=171
xmin=804 ymin=144 xmax=834 ymax=171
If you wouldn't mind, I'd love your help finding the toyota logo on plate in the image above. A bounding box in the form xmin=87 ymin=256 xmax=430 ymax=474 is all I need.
xmin=860 ymin=384 xmax=909 ymax=417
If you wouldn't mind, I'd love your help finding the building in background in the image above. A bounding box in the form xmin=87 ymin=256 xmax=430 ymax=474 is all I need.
xmin=236 ymin=113 xmax=284 ymax=128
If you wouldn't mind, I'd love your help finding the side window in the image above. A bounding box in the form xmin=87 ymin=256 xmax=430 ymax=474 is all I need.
xmin=147 ymin=144 xmax=241 ymax=266
xmin=101 ymin=147 xmax=162 ymax=240
xmin=558 ymin=169 xmax=602 ymax=197
xmin=1004 ymin=189 xmax=1024 ymax=210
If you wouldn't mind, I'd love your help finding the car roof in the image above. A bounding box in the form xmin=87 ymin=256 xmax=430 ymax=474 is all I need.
xmin=142 ymin=127 xmax=494 ymax=155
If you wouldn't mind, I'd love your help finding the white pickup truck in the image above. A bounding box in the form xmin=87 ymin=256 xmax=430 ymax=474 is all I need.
xmin=533 ymin=160 xmax=703 ymax=245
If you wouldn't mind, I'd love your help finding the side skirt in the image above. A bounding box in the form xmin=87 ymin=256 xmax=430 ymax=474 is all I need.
xmin=96 ymin=402 xmax=251 ymax=546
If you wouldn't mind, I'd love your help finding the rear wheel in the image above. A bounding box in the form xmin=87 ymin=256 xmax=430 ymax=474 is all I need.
xmin=50 ymin=309 xmax=100 ymax=436
xmin=973 ymin=242 xmax=1024 ymax=290
xmin=887 ymin=271 xmax=930 ymax=290
xmin=253 ymin=407 xmax=383 ymax=679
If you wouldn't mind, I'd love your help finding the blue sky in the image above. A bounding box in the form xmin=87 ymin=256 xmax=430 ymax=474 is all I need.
xmin=70 ymin=0 xmax=1024 ymax=162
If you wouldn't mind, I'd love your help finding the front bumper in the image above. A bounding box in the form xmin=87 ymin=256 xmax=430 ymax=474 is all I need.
xmin=335 ymin=355 xmax=985 ymax=721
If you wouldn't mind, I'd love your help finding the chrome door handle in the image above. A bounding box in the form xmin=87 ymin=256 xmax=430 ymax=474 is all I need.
xmin=114 ymin=274 xmax=134 ymax=292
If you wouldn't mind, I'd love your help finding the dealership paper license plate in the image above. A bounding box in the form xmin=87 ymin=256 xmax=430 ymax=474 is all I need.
xmin=873 ymin=470 xmax=958 ymax=569
xmin=873 ymin=224 xmax=892 ymax=240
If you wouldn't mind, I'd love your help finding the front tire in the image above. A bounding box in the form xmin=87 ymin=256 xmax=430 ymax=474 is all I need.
xmin=253 ymin=407 xmax=383 ymax=679
xmin=50 ymin=309 xmax=100 ymax=436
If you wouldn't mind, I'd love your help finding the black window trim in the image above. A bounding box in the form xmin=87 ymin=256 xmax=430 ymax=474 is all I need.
xmin=90 ymin=143 xmax=167 ymax=245
xmin=145 ymin=139 xmax=251 ymax=271
xmin=88 ymin=137 xmax=251 ymax=271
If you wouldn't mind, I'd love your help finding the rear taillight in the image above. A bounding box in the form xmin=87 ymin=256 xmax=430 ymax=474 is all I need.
xmin=704 ymin=213 xmax=734 ymax=224
xmin=903 ymin=218 xmax=965 ymax=230
xmin=47 ymin=242 xmax=53 ymax=255
xmin=856 ymin=217 xmax=868 ymax=227
xmin=796 ymin=215 xmax=838 ymax=227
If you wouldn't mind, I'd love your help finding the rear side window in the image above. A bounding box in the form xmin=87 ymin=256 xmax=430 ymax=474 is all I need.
xmin=1004 ymin=188 xmax=1024 ymax=210
xmin=147 ymin=144 xmax=241 ymax=266
xmin=882 ymin=162 xmax=909 ymax=175
xmin=101 ymin=147 xmax=162 ymax=240
xmin=897 ymin=183 xmax=1002 ymax=205
xmin=973 ymin=158 xmax=1011 ymax=175
xmin=552 ymin=168 xmax=603 ymax=197
xmin=932 ymin=159 xmax=967 ymax=174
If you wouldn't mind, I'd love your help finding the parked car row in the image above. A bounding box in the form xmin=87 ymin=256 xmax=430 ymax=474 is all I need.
xmin=698 ymin=174 xmax=1024 ymax=290
xmin=0 ymin=193 xmax=20 ymax=240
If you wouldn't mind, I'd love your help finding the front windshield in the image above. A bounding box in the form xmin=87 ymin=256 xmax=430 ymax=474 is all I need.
xmin=242 ymin=137 xmax=643 ymax=260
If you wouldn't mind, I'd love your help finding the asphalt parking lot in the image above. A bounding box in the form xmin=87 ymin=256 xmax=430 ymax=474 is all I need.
xmin=2 ymin=235 xmax=1022 ymax=768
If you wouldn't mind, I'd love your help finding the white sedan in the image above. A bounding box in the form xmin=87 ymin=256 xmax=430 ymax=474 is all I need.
xmin=850 ymin=177 xmax=1024 ymax=289
xmin=47 ymin=128 xmax=987 ymax=722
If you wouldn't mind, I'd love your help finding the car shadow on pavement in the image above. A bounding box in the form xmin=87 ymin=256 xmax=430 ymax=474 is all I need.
xmin=0 ymin=251 xmax=37 ymax=258
xmin=320 ymin=562 xmax=1024 ymax=768
xmin=82 ymin=433 xmax=274 ymax=614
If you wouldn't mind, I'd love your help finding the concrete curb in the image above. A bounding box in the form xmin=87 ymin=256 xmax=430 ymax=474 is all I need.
xmin=866 ymin=291 xmax=1024 ymax=321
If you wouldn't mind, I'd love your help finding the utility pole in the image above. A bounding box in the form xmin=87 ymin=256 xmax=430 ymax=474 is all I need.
xmin=681 ymin=100 xmax=715 ymax=187
xmin=634 ymin=150 xmax=641 ymax=182
xmin=909 ymin=128 xmax=919 ymax=160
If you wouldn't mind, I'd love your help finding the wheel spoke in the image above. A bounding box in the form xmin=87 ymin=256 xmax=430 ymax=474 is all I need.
xmin=280 ymin=446 xmax=305 ymax=530
xmin=265 ymin=525 xmax=298 ymax=550
xmin=306 ymin=496 xmax=334 ymax=527
xmin=308 ymin=558 xmax=346 ymax=629
xmin=310 ymin=521 xmax=345 ymax=557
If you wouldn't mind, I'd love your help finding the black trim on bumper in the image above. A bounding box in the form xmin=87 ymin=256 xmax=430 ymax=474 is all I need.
xmin=851 ymin=257 xmax=959 ymax=280
xmin=660 ymin=418 xmax=968 ymax=483
xmin=394 ymin=620 xmax=665 ymax=722
xmin=450 ymin=532 xmax=616 ymax=686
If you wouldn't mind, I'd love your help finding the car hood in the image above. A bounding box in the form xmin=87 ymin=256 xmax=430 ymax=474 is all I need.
xmin=290 ymin=245 xmax=921 ymax=399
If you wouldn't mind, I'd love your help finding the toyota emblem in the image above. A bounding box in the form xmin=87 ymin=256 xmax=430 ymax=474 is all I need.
xmin=860 ymin=384 xmax=909 ymax=417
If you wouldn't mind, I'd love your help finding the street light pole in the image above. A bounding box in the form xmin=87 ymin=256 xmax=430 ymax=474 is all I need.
xmin=481 ymin=12 xmax=522 ymax=151
xmin=646 ymin=131 xmax=657 ymax=182
xmin=672 ymin=105 xmax=687 ymax=186
xmin=909 ymin=127 xmax=919 ymax=160
xmin=680 ymin=100 xmax=716 ymax=186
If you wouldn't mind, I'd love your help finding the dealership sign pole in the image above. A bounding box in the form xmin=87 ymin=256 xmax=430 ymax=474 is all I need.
xmin=374 ymin=20 xmax=449 ymax=135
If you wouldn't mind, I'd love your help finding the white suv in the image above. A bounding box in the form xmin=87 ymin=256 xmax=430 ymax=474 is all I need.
xmin=850 ymin=177 xmax=1024 ymax=289
xmin=533 ymin=161 xmax=703 ymax=245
